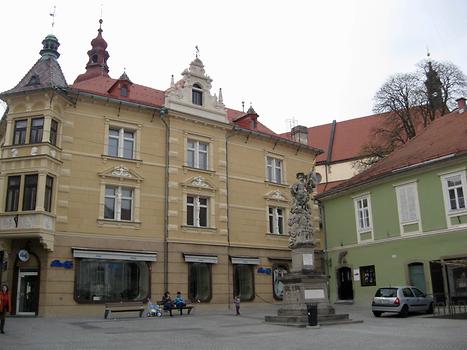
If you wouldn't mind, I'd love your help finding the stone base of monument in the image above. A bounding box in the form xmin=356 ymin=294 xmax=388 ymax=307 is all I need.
xmin=265 ymin=269 xmax=361 ymax=327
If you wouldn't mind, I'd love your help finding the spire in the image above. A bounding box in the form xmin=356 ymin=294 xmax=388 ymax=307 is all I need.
xmin=424 ymin=55 xmax=444 ymax=116
xmin=39 ymin=34 xmax=60 ymax=60
xmin=218 ymin=88 xmax=223 ymax=104
xmin=74 ymin=19 xmax=110 ymax=83
xmin=247 ymin=102 xmax=256 ymax=114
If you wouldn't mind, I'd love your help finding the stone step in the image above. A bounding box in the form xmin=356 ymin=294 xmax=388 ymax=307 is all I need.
xmin=265 ymin=315 xmax=307 ymax=324
xmin=319 ymin=319 xmax=364 ymax=326
xmin=318 ymin=313 xmax=350 ymax=321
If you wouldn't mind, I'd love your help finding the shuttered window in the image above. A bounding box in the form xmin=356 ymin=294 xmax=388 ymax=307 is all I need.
xmin=396 ymin=183 xmax=419 ymax=224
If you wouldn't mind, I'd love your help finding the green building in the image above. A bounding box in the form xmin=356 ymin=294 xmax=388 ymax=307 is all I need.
xmin=318 ymin=99 xmax=467 ymax=307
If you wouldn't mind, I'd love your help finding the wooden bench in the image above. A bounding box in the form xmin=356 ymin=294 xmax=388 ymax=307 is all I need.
xmin=104 ymin=301 xmax=145 ymax=319
xmin=158 ymin=302 xmax=194 ymax=316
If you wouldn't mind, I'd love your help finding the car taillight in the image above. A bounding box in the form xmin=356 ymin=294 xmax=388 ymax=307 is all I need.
xmin=394 ymin=297 xmax=400 ymax=305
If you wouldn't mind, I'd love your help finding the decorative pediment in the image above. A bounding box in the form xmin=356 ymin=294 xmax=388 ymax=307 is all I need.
xmin=99 ymin=165 xmax=143 ymax=182
xmin=264 ymin=190 xmax=289 ymax=203
xmin=182 ymin=175 xmax=215 ymax=191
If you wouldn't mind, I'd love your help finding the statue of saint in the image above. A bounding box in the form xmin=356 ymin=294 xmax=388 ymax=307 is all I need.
xmin=288 ymin=170 xmax=320 ymax=249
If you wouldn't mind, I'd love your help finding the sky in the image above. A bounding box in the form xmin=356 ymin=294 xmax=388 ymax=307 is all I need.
xmin=1 ymin=0 xmax=466 ymax=133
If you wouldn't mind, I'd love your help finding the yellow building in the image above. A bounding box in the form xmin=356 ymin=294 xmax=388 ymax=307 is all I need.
xmin=0 ymin=24 xmax=321 ymax=316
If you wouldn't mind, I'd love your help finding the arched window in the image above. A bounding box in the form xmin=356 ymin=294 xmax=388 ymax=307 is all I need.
xmin=192 ymin=84 xmax=203 ymax=106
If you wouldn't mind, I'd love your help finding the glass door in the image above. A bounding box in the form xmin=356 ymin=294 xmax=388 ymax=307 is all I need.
xmin=16 ymin=270 xmax=39 ymax=315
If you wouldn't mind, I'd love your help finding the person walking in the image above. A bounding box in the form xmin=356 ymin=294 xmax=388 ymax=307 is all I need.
xmin=0 ymin=284 xmax=12 ymax=334
xmin=233 ymin=295 xmax=240 ymax=316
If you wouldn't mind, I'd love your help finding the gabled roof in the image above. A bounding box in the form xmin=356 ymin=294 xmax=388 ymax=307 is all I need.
xmin=281 ymin=112 xmax=390 ymax=163
xmin=72 ymin=76 xmax=165 ymax=107
xmin=1 ymin=56 xmax=67 ymax=96
xmin=317 ymin=109 xmax=467 ymax=199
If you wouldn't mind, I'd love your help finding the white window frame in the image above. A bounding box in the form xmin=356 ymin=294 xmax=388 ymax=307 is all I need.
xmin=395 ymin=181 xmax=421 ymax=234
xmin=440 ymin=171 xmax=467 ymax=227
xmin=266 ymin=156 xmax=283 ymax=184
xmin=187 ymin=139 xmax=209 ymax=170
xmin=187 ymin=195 xmax=209 ymax=227
xmin=104 ymin=185 xmax=134 ymax=221
xmin=268 ymin=206 xmax=284 ymax=234
xmin=108 ymin=127 xmax=135 ymax=159
xmin=353 ymin=194 xmax=374 ymax=242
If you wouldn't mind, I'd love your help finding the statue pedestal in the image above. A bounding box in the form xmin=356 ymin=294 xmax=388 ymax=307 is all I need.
xmin=265 ymin=245 xmax=357 ymax=327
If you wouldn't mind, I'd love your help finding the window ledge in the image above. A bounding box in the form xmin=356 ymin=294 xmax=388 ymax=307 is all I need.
xmin=181 ymin=225 xmax=217 ymax=234
xmin=101 ymin=155 xmax=142 ymax=166
xmin=264 ymin=181 xmax=288 ymax=188
xmin=183 ymin=165 xmax=215 ymax=175
xmin=266 ymin=233 xmax=288 ymax=239
xmin=97 ymin=218 xmax=141 ymax=229
xmin=447 ymin=209 xmax=467 ymax=217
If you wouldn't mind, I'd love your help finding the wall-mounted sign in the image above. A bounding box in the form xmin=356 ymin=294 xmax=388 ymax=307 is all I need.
xmin=50 ymin=260 xmax=73 ymax=269
xmin=18 ymin=249 xmax=30 ymax=262
xmin=257 ymin=267 xmax=272 ymax=274
xmin=353 ymin=268 xmax=360 ymax=281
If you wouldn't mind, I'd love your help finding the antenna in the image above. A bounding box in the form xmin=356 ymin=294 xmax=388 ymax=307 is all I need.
xmin=286 ymin=117 xmax=298 ymax=130
xmin=49 ymin=5 xmax=56 ymax=31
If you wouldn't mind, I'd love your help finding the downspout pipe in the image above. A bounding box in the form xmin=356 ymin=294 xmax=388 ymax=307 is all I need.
xmin=159 ymin=107 xmax=169 ymax=293
xmin=225 ymin=129 xmax=235 ymax=309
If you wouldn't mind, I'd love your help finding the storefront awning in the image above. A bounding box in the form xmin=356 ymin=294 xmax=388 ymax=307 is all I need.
xmin=72 ymin=248 xmax=157 ymax=262
xmin=183 ymin=254 xmax=218 ymax=264
xmin=231 ymin=256 xmax=260 ymax=265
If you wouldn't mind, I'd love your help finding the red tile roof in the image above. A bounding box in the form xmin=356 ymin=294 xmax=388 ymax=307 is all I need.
xmin=318 ymin=109 xmax=467 ymax=198
xmin=281 ymin=113 xmax=390 ymax=163
xmin=72 ymin=76 xmax=165 ymax=107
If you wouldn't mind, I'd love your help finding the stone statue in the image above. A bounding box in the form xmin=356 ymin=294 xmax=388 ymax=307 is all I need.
xmin=288 ymin=170 xmax=320 ymax=249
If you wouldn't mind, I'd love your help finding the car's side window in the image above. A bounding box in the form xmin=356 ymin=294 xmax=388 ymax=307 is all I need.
xmin=411 ymin=288 xmax=424 ymax=297
xmin=402 ymin=288 xmax=414 ymax=297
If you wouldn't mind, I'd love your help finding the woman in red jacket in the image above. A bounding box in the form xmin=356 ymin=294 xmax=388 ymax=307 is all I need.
xmin=0 ymin=284 xmax=12 ymax=334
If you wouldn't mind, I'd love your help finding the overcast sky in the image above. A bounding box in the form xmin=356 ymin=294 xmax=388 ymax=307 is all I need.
xmin=1 ymin=0 xmax=466 ymax=133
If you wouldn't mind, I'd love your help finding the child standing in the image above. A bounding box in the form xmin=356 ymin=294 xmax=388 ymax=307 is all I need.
xmin=233 ymin=296 xmax=240 ymax=316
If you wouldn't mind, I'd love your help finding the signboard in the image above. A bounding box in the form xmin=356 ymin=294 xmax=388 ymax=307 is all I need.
xmin=304 ymin=289 xmax=325 ymax=299
xmin=353 ymin=268 xmax=360 ymax=281
xmin=302 ymin=254 xmax=314 ymax=266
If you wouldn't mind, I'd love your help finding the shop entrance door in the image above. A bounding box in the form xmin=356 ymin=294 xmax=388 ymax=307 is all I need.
xmin=16 ymin=270 xmax=39 ymax=316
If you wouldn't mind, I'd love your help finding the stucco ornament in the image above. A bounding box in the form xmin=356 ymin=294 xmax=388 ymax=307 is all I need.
xmin=288 ymin=170 xmax=320 ymax=249
xmin=111 ymin=166 xmax=131 ymax=177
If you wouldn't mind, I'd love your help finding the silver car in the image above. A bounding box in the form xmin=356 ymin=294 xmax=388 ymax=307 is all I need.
xmin=371 ymin=286 xmax=433 ymax=317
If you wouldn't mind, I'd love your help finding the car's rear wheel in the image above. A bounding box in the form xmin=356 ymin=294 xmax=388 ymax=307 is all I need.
xmin=372 ymin=311 xmax=382 ymax=317
xmin=399 ymin=305 xmax=409 ymax=317
xmin=427 ymin=303 xmax=434 ymax=314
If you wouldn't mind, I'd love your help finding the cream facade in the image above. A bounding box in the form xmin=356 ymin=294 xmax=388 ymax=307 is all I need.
xmin=0 ymin=29 xmax=321 ymax=316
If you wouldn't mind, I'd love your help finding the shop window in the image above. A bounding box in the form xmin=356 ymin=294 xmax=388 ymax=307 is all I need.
xmin=74 ymin=259 xmax=150 ymax=303
xmin=233 ymin=264 xmax=255 ymax=301
xmin=360 ymin=265 xmax=376 ymax=286
xmin=272 ymin=265 xmax=288 ymax=300
xmin=188 ymin=263 xmax=212 ymax=302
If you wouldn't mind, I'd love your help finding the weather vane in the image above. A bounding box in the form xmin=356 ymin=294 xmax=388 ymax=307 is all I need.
xmin=49 ymin=5 xmax=56 ymax=31
xmin=286 ymin=117 xmax=298 ymax=130
xmin=195 ymin=45 xmax=200 ymax=58
xmin=100 ymin=2 xmax=104 ymax=19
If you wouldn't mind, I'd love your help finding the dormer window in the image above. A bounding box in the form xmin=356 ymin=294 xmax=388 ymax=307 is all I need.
xmin=120 ymin=85 xmax=128 ymax=97
xmin=192 ymin=84 xmax=203 ymax=106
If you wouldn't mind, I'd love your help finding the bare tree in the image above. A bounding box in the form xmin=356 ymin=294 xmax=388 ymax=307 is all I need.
xmin=355 ymin=60 xmax=467 ymax=170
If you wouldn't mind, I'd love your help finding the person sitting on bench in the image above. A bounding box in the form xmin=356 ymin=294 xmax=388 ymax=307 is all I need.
xmin=174 ymin=291 xmax=186 ymax=308
xmin=162 ymin=291 xmax=173 ymax=311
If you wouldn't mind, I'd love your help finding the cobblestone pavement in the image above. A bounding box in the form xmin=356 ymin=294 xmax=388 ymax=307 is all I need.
xmin=1 ymin=304 xmax=466 ymax=350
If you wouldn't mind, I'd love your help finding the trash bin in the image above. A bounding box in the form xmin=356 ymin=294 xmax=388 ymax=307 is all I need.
xmin=306 ymin=303 xmax=318 ymax=326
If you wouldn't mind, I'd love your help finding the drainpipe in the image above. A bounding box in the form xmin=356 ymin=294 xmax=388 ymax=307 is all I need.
xmin=320 ymin=201 xmax=331 ymax=301
xmin=159 ymin=107 xmax=169 ymax=293
xmin=225 ymin=129 xmax=235 ymax=309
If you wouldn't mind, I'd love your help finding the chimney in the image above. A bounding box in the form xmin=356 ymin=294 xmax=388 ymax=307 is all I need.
xmin=291 ymin=125 xmax=308 ymax=145
xmin=456 ymin=97 xmax=466 ymax=113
